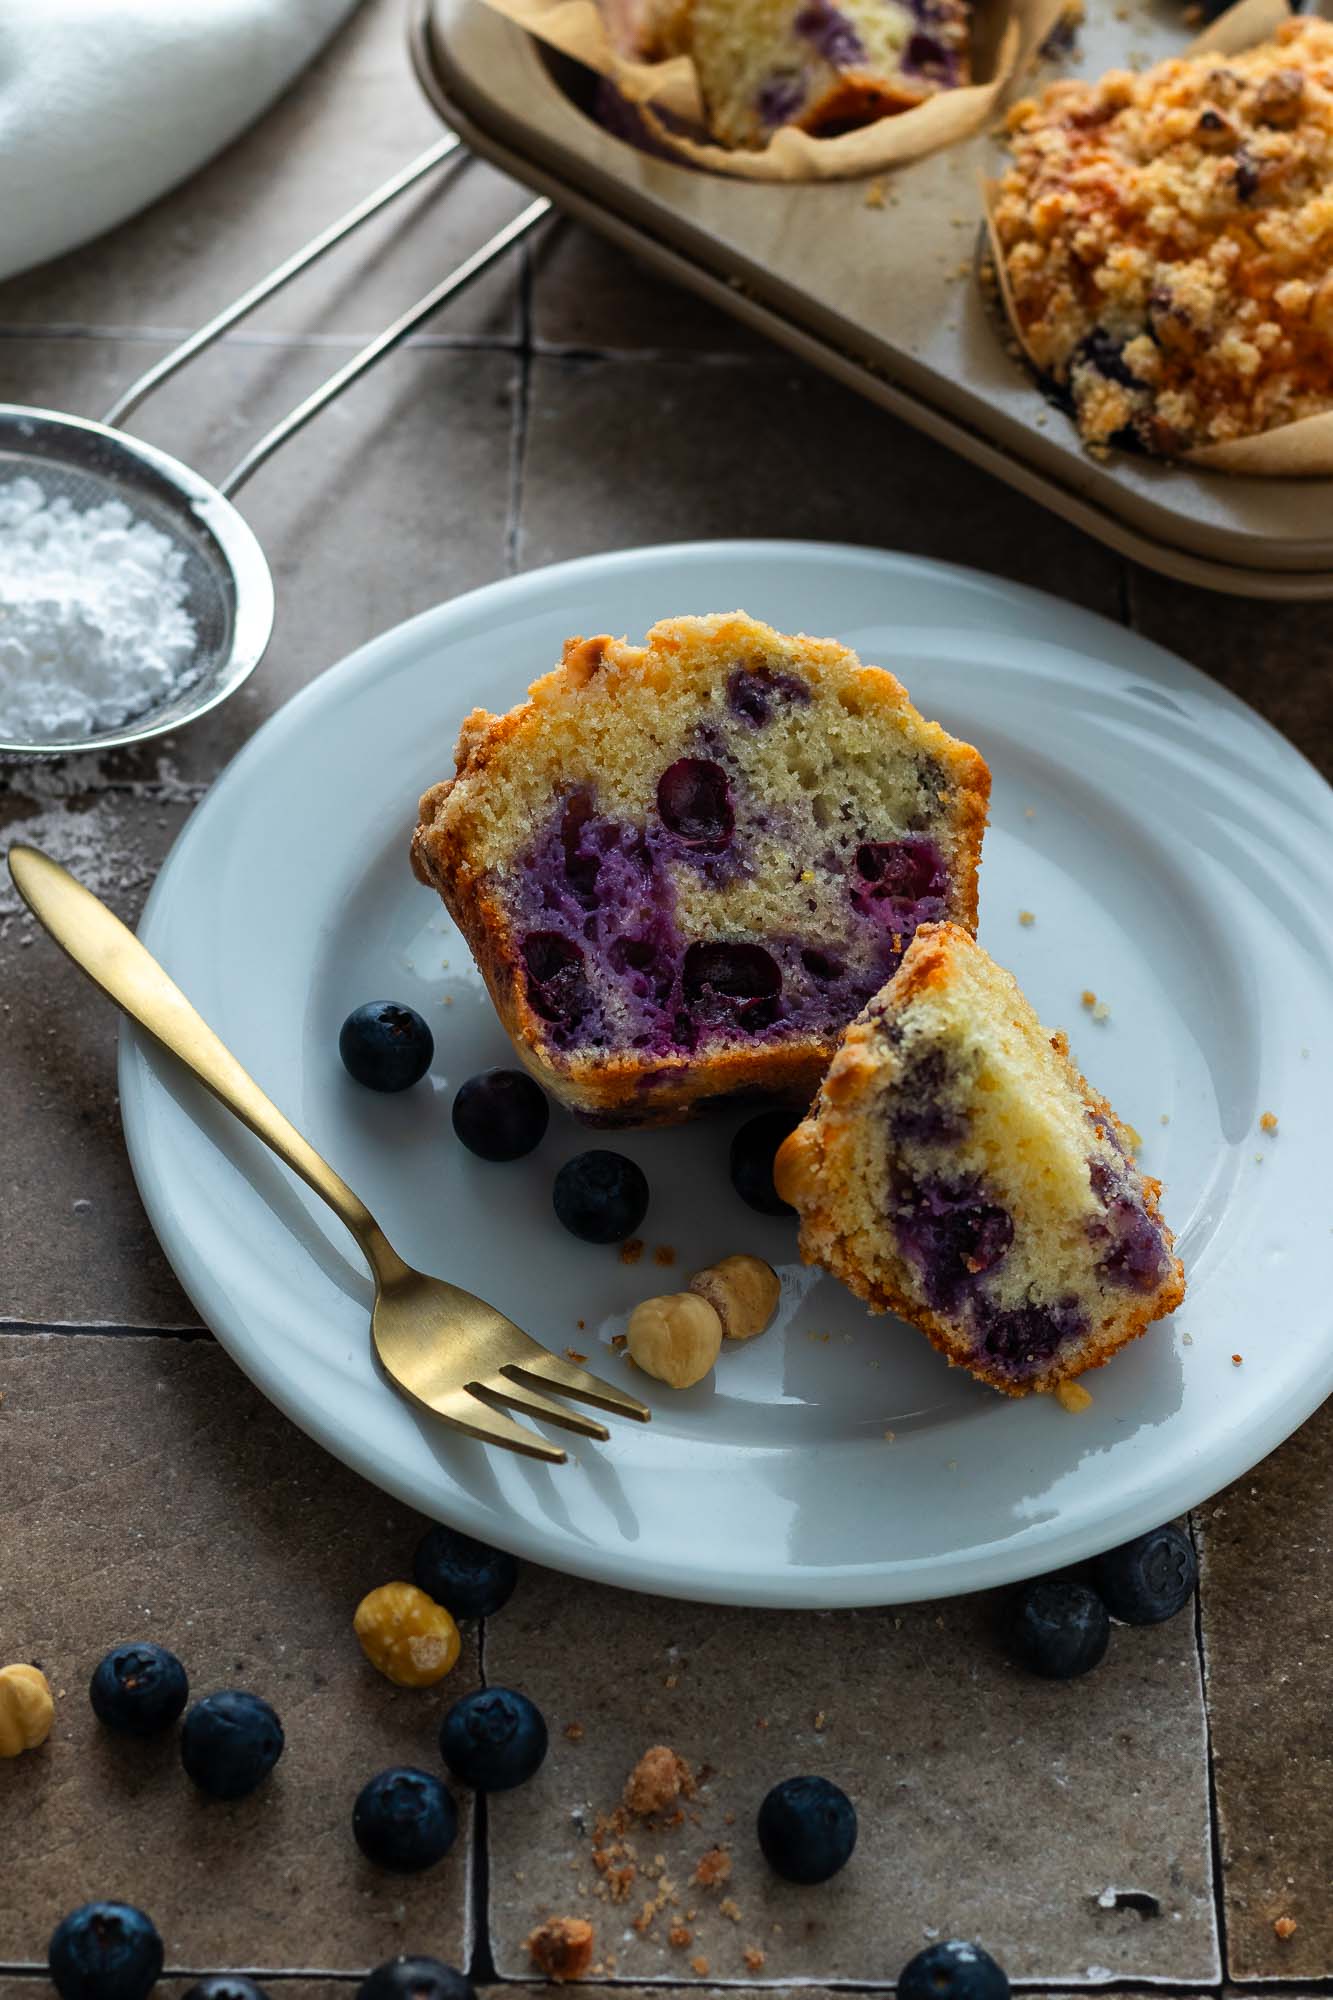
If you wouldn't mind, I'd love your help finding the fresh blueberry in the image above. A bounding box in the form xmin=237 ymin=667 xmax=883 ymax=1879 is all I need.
xmin=353 ymin=1766 xmax=458 ymax=1873
xmin=89 ymin=1643 xmax=189 ymax=1737
xmin=729 ymin=1110 xmax=799 ymax=1216
xmin=1009 ymin=1579 xmax=1110 ymax=1679
xmin=757 ymin=1774 xmax=856 ymax=1883
xmin=181 ymin=1981 xmax=271 ymax=2000
xmin=413 ymin=1524 xmax=518 ymax=1620
xmin=1094 ymin=1523 xmax=1197 ymax=1624
xmin=339 ymin=1002 xmax=434 ymax=1092
xmin=438 ymin=1686 xmax=548 ymax=1792
xmin=180 ymin=1689 xmax=284 ymax=1799
xmin=48 ymin=1903 xmax=163 ymax=2000
xmin=552 ymin=1150 xmax=649 ymax=1244
xmin=898 ymin=1940 xmax=1011 ymax=2000
xmin=356 ymin=1960 xmax=475 ymax=2000
xmin=451 ymin=1068 xmax=549 ymax=1162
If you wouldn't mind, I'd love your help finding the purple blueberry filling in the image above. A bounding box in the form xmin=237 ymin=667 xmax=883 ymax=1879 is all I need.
xmin=522 ymin=931 xmax=591 ymax=1030
xmin=726 ymin=664 xmax=812 ymax=727
xmin=656 ymin=758 xmax=734 ymax=847
xmin=757 ymin=75 xmax=808 ymax=128
xmin=887 ymin=1047 xmax=969 ymax=1145
xmin=890 ymin=1170 xmax=1014 ymax=1312
xmin=510 ymin=779 xmax=953 ymax=1061
xmin=972 ymin=1295 xmax=1089 ymax=1374
xmin=795 ymin=1 xmax=866 ymax=65
xmin=852 ymin=837 xmax=950 ymax=969
xmin=683 ymin=941 xmax=782 ymax=1035
xmin=1087 ymin=1159 xmax=1170 ymax=1290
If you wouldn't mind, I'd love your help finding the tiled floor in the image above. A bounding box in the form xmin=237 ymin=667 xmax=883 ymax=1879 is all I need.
xmin=3 ymin=1 xmax=1331 ymax=1992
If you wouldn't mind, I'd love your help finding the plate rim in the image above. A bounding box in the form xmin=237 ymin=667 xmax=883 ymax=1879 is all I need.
xmin=118 ymin=537 xmax=1333 ymax=1606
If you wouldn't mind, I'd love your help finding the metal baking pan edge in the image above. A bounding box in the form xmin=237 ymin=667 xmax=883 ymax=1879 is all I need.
xmin=410 ymin=2 xmax=1333 ymax=601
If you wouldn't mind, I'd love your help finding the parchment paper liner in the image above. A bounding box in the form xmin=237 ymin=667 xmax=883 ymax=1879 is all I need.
xmin=481 ymin=0 xmax=1069 ymax=180
xmin=983 ymin=0 xmax=1333 ymax=476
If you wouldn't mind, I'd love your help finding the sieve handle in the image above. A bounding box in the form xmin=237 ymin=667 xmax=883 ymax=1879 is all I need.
xmin=217 ymin=196 xmax=551 ymax=497
xmin=101 ymin=133 xmax=464 ymax=430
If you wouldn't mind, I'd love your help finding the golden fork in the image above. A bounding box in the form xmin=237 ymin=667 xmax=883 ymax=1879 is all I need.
xmin=8 ymin=844 xmax=650 ymax=1465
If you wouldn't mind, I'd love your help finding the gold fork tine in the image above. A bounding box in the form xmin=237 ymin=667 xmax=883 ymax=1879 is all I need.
xmin=475 ymin=1369 xmax=610 ymax=1440
xmin=507 ymin=1352 xmax=651 ymax=1421
xmin=417 ymin=1383 xmax=568 ymax=1465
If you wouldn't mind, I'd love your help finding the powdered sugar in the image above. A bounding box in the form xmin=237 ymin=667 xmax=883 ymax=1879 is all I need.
xmin=0 ymin=475 xmax=198 ymax=744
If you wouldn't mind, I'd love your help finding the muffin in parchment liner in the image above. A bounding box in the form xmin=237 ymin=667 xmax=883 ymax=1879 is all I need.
xmin=480 ymin=0 xmax=1070 ymax=180
xmin=985 ymin=0 xmax=1333 ymax=474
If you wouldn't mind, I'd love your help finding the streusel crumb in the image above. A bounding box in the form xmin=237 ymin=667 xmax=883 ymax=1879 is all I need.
xmin=1261 ymin=1111 xmax=1279 ymax=1132
xmin=526 ymin=1917 xmax=595 ymax=1981
xmin=994 ymin=19 xmax=1333 ymax=454
xmin=744 ymin=1946 xmax=767 ymax=1972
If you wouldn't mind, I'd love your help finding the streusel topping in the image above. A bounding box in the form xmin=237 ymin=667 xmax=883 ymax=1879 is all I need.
xmin=993 ymin=18 xmax=1333 ymax=453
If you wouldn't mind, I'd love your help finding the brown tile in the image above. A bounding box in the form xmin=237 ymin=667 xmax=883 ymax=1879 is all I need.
xmin=531 ymin=226 xmax=766 ymax=354
xmin=0 ymin=0 xmax=521 ymax=345
xmin=0 ymin=332 xmax=516 ymax=787
xmin=0 ymin=793 xmax=198 ymax=1327
xmin=517 ymin=356 xmax=1126 ymax=614
xmin=1196 ymin=1401 xmax=1333 ymax=1980
xmin=1128 ymin=569 xmax=1332 ymax=781
xmin=483 ymin=1564 xmax=1217 ymax=1984
xmin=0 ymin=1335 xmax=476 ymax=1972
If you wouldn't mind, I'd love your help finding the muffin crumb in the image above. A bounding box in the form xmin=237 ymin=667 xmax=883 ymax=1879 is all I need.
xmin=1260 ymin=1111 xmax=1279 ymax=1133
xmin=620 ymin=1239 xmax=645 ymax=1266
xmin=526 ymin=1917 xmax=595 ymax=1981
xmin=1275 ymin=1916 xmax=1297 ymax=1940
xmin=693 ymin=1845 xmax=732 ymax=1888
xmin=1019 ymin=909 xmax=1035 ymax=925
xmin=624 ymin=1745 xmax=695 ymax=1816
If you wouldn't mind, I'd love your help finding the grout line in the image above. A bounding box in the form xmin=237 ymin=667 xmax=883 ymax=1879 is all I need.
xmin=503 ymin=246 xmax=536 ymax=578
xmin=2 ymin=1970 xmax=1331 ymax=1991
xmin=0 ymin=324 xmax=764 ymax=368
xmin=1190 ymin=1508 xmax=1232 ymax=1986
xmin=0 ymin=1319 xmax=209 ymax=1339
xmin=468 ymin=1611 xmax=498 ymax=1986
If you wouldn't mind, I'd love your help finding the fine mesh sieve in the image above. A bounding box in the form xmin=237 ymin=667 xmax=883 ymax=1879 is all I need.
xmin=0 ymin=135 xmax=549 ymax=761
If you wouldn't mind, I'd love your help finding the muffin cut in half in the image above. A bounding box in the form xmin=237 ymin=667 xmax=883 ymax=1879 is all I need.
xmin=775 ymin=923 xmax=1185 ymax=1393
xmin=681 ymin=0 xmax=970 ymax=150
xmin=411 ymin=612 xmax=989 ymax=1125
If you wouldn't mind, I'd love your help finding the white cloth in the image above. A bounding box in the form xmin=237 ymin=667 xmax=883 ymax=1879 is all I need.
xmin=0 ymin=0 xmax=361 ymax=283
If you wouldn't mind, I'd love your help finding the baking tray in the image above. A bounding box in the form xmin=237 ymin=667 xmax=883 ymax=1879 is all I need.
xmin=411 ymin=0 xmax=1333 ymax=597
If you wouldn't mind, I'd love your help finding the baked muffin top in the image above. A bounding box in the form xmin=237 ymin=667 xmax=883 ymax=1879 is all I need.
xmin=993 ymin=17 xmax=1333 ymax=455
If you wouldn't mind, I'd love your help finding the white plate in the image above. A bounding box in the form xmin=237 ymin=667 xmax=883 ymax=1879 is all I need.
xmin=120 ymin=541 xmax=1333 ymax=1608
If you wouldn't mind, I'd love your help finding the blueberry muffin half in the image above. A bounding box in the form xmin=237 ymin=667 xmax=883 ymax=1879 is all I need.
xmin=684 ymin=0 xmax=970 ymax=150
xmin=992 ymin=18 xmax=1333 ymax=456
xmin=775 ymin=923 xmax=1185 ymax=1393
xmin=411 ymin=613 xmax=989 ymax=1126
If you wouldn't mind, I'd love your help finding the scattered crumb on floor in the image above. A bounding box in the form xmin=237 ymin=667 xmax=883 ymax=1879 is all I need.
xmin=620 ymin=1239 xmax=644 ymax=1265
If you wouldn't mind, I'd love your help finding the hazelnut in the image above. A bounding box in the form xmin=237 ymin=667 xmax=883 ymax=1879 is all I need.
xmin=353 ymin=1581 xmax=461 ymax=1687
xmin=0 ymin=1663 xmax=54 ymax=1756
xmin=688 ymin=1255 xmax=780 ymax=1342
xmin=626 ymin=1292 xmax=722 ymax=1389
